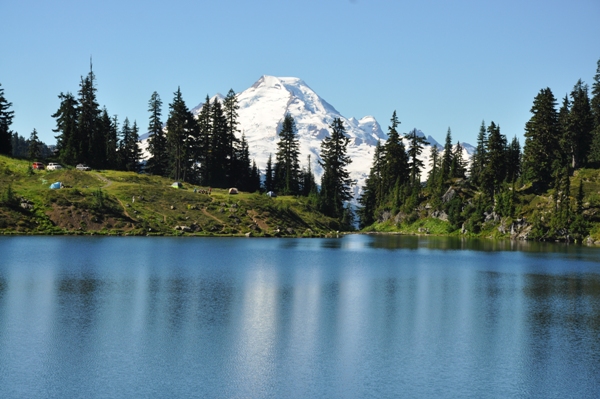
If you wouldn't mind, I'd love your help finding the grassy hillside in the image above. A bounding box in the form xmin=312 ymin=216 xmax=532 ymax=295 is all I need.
xmin=0 ymin=155 xmax=342 ymax=236
xmin=363 ymin=169 xmax=600 ymax=245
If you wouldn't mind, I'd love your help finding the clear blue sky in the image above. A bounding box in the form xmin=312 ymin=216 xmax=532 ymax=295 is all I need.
xmin=2 ymin=0 xmax=599 ymax=146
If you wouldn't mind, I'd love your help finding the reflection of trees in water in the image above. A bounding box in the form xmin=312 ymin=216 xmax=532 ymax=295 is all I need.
xmin=524 ymin=273 xmax=600 ymax=333
xmin=58 ymin=276 xmax=103 ymax=330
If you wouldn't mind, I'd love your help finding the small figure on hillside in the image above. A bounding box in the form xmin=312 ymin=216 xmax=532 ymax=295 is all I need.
xmin=132 ymin=196 xmax=135 ymax=203
xmin=209 ymin=187 xmax=212 ymax=195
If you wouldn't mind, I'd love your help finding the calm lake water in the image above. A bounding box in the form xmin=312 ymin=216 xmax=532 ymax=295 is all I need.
xmin=0 ymin=235 xmax=599 ymax=398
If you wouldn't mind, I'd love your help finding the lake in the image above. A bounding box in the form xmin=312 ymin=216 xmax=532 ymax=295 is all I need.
xmin=0 ymin=235 xmax=599 ymax=398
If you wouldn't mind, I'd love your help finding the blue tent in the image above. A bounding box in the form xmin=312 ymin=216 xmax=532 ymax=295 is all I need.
xmin=50 ymin=182 xmax=62 ymax=189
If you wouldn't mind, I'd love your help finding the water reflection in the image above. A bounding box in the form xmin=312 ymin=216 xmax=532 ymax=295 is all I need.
xmin=0 ymin=236 xmax=600 ymax=398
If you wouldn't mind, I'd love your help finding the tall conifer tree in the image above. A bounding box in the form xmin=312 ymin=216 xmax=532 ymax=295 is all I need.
xmin=146 ymin=91 xmax=169 ymax=176
xmin=274 ymin=114 xmax=301 ymax=195
xmin=0 ymin=83 xmax=14 ymax=155
xmin=318 ymin=118 xmax=353 ymax=219
xmin=52 ymin=92 xmax=79 ymax=166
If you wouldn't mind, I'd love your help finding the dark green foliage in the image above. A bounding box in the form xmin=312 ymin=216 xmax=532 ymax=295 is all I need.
xmin=441 ymin=127 xmax=453 ymax=183
xmin=318 ymin=118 xmax=353 ymax=219
xmin=206 ymin=98 xmax=229 ymax=186
xmin=406 ymin=128 xmax=428 ymax=185
xmin=481 ymin=122 xmax=507 ymax=197
xmin=223 ymin=89 xmax=240 ymax=183
xmin=196 ymin=95 xmax=212 ymax=185
xmin=566 ymin=80 xmax=594 ymax=169
xmin=145 ymin=91 xmax=169 ymax=176
xmin=122 ymin=120 xmax=142 ymax=172
xmin=426 ymin=144 xmax=441 ymax=191
xmin=469 ymin=121 xmax=487 ymax=185
xmin=249 ymin=160 xmax=261 ymax=193
xmin=264 ymin=154 xmax=274 ymax=192
xmin=77 ymin=66 xmax=102 ymax=167
xmin=52 ymin=92 xmax=79 ymax=165
xmin=274 ymin=114 xmax=301 ymax=195
xmin=27 ymin=128 xmax=42 ymax=161
xmin=505 ymin=136 xmax=521 ymax=183
xmin=300 ymin=155 xmax=318 ymax=196
xmin=450 ymin=141 xmax=466 ymax=179
xmin=0 ymin=83 xmax=14 ymax=155
xmin=358 ymin=141 xmax=384 ymax=228
xmin=590 ymin=60 xmax=600 ymax=165
xmin=103 ymin=112 xmax=119 ymax=170
xmin=522 ymin=88 xmax=560 ymax=189
xmin=382 ymin=111 xmax=409 ymax=190
xmin=1 ymin=184 xmax=17 ymax=207
xmin=166 ymin=87 xmax=198 ymax=182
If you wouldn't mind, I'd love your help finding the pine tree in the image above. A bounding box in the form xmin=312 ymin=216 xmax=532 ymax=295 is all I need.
xmin=274 ymin=114 xmax=301 ymax=195
xmin=450 ymin=141 xmax=466 ymax=179
xmin=522 ymin=88 xmax=559 ymax=189
xmin=145 ymin=91 xmax=169 ymax=176
xmin=406 ymin=128 xmax=428 ymax=185
xmin=358 ymin=141 xmax=384 ymax=228
xmin=77 ymin=64 xmax=102 ymax=167
xmin=381 ymin=111 xmax=409 ymax=194
xmin=300 ymin=154 xmax=318 ymax=196
xmin=318 ymin=118 xmax=353 ymax=219
xmin=166 ymin=87 xmax=197 ymax=182
xmin=118 ymin=118 xmax=132 ymax=171
xmin=469 ymin=121 xmax=487 ymax=185
xmin=249 ymin=160 xmax=261 ymax=193
xmin=207 ymin=98 xmax=230 ymax=186
xmin=123 ymin=121 xmax=142 ymax=172
xmin=101 ymin=111 xmax=118 ymax=170
xmin=481 ymin=122 xmax=507 ymax=197
xmin=566 ymin=80 xmax=594 ymax=169
xmin=0 ymin=83 xmax=14 ymax=156
xmin=196 ymin=96 xmax=212 ymax=185
xmin=52 ymin=92 xmax=79 ymax=166
xmin=441 ymin=127 xmax=453 ymax=182
xmin=27 ymin=128 xmax=42 ymax=161
xmin=505 ymin=136 xmax=521 ymax=183
xmin=590 ymin=59 xmax=600 ymax=165
xmin=223 ymin=89 xmax=240 ymax=183
xmin=427 ymin=144 xmax=440 ymax=189
xmin=265 ymin=154 xmax=274 ymax=192
xmin=232 ymin=133 xmax=252 ymax=190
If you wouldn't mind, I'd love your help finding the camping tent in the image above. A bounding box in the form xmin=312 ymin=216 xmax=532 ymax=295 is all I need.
xmin=267 ymin=191 xmax=277 ymax=197
xmin=228 ymin=187 xmax=238 ymax=194
xmin=171 ymin=182 xmax=183 ymax=189
xmin=50 ymin=182 xmax=62 ymax=189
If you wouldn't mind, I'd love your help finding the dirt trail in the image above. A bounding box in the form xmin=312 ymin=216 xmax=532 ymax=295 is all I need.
xmin=247 ymin=210 xmax=269 ymax=231
xmin=116 ymin=198 xmax=137 ymax=221
xmin=202 ymin=208 xmax=226 ymax=225
xmin=94 ymin=172 xmax=113 ymax=189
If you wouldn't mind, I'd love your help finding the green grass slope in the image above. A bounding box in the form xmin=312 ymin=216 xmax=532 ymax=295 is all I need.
xmin=0 ymin=155 xmax=341 ymax=236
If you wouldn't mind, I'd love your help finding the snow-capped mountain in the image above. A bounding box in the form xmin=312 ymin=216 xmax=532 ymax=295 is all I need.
xmin=142 ymin=75 xmax=473 ymax=199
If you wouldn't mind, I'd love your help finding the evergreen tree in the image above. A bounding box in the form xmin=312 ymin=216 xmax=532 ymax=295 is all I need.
xmin=481 ymin=122 xmax=507 ymax=197
xmin=223 ymin=89 xmax=240 ymax=182
xmin=318 ymin=118 xmax=353 ymax=219
xmin=274 ymin=114 xmax=301 ymax=195
xmin=522 ymin=88 xmax=559 ymax=189
xmin=406 ymin=128 xmax=428 ymax=185
xmin=123 ymin=120 xmax=142 ymax=172
xmin=207 ymin=98 xmax=230 ymax=186
xmin=300 ymin=154 xmax=318 ymax=196
xmin=166 ymin=87 xmax=198 ymax=182
xmin=196 ymin=95 xmax=212 ymax=185
xmin=450 ymin=141 xmax=466 ymax=179
xmin=233 ymin=133 xmax=252 ymax=190
xmin=590 ymin=59 xmax=600 ymax=165
xmin=11 ymin=133 xmax=29 ymax=158
xmin=77 ymin=64 xmax=102 ymax=167
xmin=145 ymin=92 xmax=169 ymax=176
xmin=441 ymin=127 xmax=453 ymax=182
xmin=427 ymin=144 xmax=441 ymax=189
xmin=358 ymin=141 xmax=384 ymax=228
xmin=249 ymin=160 xmax=261 ymax=193
xmin=505 ymin=136 xmax=521 ymax=183
xmin=102 ymin=111 xmax=119 ymax=170
xmin=118 ymin=118 xmax=132 ymax=170
xmin=52 ymin=92 xmax=79 ymax=166
xmin=265 ymin=154 xmax=274 ymax=192
xmin=27 ymin=128 xmax=42 ymax=161
xmin=0 ymin=83 xmax=14 ymax=155
xmin=381 ymin=111 xmax=409 ymax=193
xmin=566 ymin=80 xmax=594 ymax=169
xmin=469 ymin=121 xmax=487 ymax=185
xmin=557 ymin=94 xmax=571 ymax=167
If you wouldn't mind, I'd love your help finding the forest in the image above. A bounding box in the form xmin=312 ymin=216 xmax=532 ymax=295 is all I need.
xmin=1 ymin=58 xmax=599 ymax=240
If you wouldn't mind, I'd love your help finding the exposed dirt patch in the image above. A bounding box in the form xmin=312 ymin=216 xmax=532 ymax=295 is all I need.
xmin=247 ymin=209 xmax=269 ymax=231
xmin=46 ymin=204 xmax=135 ymax=231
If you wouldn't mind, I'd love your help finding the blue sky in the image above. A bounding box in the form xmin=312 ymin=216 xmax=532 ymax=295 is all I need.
xmin=2 ymin=0 xmax=599 ymax=146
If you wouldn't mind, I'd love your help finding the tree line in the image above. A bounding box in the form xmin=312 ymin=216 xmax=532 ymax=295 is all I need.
xmin=358 ymin=58 xmax=600 ymax=239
